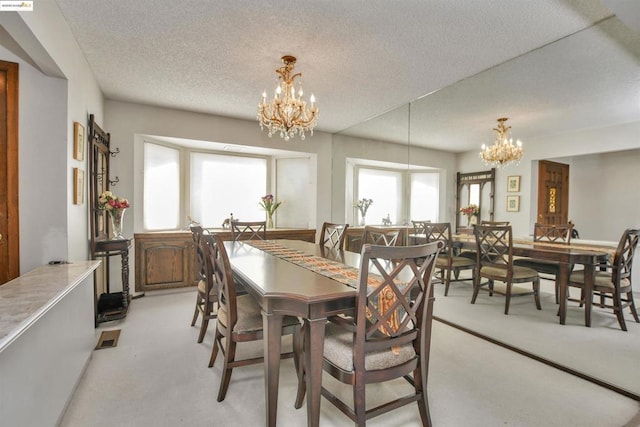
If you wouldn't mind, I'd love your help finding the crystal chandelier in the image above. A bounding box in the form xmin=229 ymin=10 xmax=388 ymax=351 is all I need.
xmin=257 ymin=56 xmax=318 ymax=141
xmin=479 ymin=117 xmax=523 ymax=167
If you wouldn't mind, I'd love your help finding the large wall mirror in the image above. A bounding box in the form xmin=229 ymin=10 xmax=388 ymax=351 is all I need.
xmin=330 ymin=14 xmax=640 ymax=399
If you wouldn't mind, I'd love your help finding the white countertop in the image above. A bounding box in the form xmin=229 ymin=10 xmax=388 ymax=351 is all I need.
xmin=0 ymin=260 xmax=101 ymax=352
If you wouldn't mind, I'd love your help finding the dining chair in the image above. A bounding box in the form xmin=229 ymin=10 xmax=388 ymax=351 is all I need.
xmin=513 ymin=222 xmax=574 ymax=303
xmin=567 ymin=228 xmax=640 ymax=331
xmin=411 ymin=220 xmax=430 ymax=235
xmin=472 ymin=224 xmax=542 ymax=315
xmin=458 ymin=221 xmax=510 ymax=262
xmin=295 ymin=241 xmax=444 ymax=426
xmin=423 ymin=222 xmax=475 ymax=296
xmin=203 ymin=233 xmax=301 ymax=401
xmin=230 ymin=220 xmax=266 ymax=241
xmin=362 ymin=225 xmax=403 ymax=247
xmin=189 ymin=226 xmax=217 ymax=343
xmin=319 ymin=222 xmax=349 ymax=249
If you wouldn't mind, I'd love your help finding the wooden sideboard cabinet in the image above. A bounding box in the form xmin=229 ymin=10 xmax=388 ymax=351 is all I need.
xmin=135 ymin=229 xmax=317 ymax=292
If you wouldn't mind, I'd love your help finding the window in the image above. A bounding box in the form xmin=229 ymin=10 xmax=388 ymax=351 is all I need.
xmin=144 ymin=143 xmax=180 ymax=230
xmin=190 ymin=152 xmax=267 ymax=227
xmin=355 ymin=166 xmax=439 ymax=225
xmin=357 ymin=168 xmax=402 ymax=224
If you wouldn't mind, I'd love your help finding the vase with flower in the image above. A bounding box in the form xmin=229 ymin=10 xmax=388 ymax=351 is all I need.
xmin=355 ymin=198 xmax=373 ymax=226
xmin=259 ymin=194 xmax=283 ymax=229
xmin=98 ymin=190 xmax=131 ymax=239
xmin=459 ymin=204 xmax=479 ymax=227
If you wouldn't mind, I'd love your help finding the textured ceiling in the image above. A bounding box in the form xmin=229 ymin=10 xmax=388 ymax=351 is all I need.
xmin=53 ymin=1 xmax=639 ymax=151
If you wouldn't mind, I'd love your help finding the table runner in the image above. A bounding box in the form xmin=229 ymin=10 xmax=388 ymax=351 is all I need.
xmin=245 ymin=240 xmax=401 ymax=333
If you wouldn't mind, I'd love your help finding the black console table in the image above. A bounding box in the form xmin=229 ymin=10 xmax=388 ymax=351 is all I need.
xmin=93 ymin=238 xmax=131 ymax=325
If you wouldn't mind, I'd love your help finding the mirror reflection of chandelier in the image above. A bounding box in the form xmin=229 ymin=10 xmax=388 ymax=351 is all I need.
xmin=479 ymin=117 xmax=523 ymax=167
xmin=257 ymin=55 xmax=318 ymax=141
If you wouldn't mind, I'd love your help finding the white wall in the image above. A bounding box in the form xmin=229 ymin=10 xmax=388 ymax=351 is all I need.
xmin=457 ymin=120 xmax=640 ymax=239
xmin=0 ymin=6 xmax=104 ymax=272
xmin=105 ymin=100 xmax=333 ymax=238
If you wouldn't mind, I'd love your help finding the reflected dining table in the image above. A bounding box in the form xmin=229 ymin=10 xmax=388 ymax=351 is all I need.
xmin=224 ymin=239 xmax=360 ymax=427
xmin=450 ymin=234 xmax=612 ymax=326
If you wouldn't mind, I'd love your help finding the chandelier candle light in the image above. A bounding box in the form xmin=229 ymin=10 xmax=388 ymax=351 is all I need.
xmin=257 ymin=55 xmax=318 ymax=141
xmin=98 ymin=190 xmax=130 ymax=239
xmin=479 ymin=117 xmax=523 ymax=168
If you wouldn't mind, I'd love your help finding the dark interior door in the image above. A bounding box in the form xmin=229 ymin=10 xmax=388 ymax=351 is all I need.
xmin=537 ymin=160 xmax=569 ymax=225
xmin=0 ymin=60 xmax=19 ymax=285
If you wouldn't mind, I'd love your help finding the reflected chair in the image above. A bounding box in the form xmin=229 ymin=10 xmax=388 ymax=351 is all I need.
xmin=230 ymin=220 xmax=266 ymax=241
xmin=513 ymin=222 xmax=574 ymax=303
xmin=472 ymin=224 xmax=542 ymax=315
xmin=423 ymin=222 xmax=475 ymax=296
xmin=459 ymin=221 xmax=510 ymax=262
xmin=296 ymin=241 xmax=444 ymax=426
xmin=189 ymin=226 xmax=217 ymax=343
xmin=410 ymin=220 xmax=431 ymax=244
xmin=320 ymin=222 xmax=349 ymax=249
xmin=362 ymin=225 xmax=403 ymax=247
xmin=567 ymin=228 xmax=640 ymax=331
xmin=204 ymin=233 xmax=301 ymax=401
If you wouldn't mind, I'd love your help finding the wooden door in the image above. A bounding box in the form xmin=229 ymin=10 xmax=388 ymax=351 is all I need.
xmin=537 ymin=160 xmax=569 ymax=225
xmin=0 ymin=60 xmax=19 ymax=285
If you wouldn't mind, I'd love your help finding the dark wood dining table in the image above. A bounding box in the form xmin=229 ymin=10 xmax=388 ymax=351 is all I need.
xmin=449 ymin=234 xmax=612 ymax=326
xmin=224 ymin=239 xmax=359 ymax=427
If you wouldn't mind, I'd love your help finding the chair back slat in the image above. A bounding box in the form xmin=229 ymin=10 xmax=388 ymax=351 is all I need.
xmin=533 ymin=222 xmax=574 ymax=244
xmin=422 ymin=222 xmax=453 ymax=255
xmin=362 ymin=226 xmax=403 ymax=247
xmin=411 ymin=220 xmax=431 ymax=236
xmin=231 ymin=221 xmax=266 ymax=241
xmin=203 ymin=234 xmax=238 ymax=328
xmin=320 ymin=222 xmax=349 ymax=249
xmin=613 ymin=228 xmax=640 ymax=283
xmin=190 ymin=226 xmax=206 ymax=280
xmin=355 ymin=242 xmax=443 ymax=353
xmin=474 ymin=224 xmax=513 ymax=271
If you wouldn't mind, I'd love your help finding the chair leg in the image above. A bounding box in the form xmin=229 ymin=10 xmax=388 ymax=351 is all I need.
xmin=533 ymin=278 xmax=542 ymax=310
xmin=217 ymin=339 xmax=237 ymax=402
xmin=504 ymin=282 xmax=512 ymax=315
xmin=208 ymin=327 xmax=222 ymax=368
xmin=414 ymin=355 xmax=432 ymax=427
xmin=628 ymin=291 xmax=640 ymax=323
xmin=471 ymin=275 xmax=480 ymax=304
xmin=612 ymin=292 xmax=628 ymax=331
xmin=197 ymin=317 xmax=209 ymax=344
xmin=353 ymin=377 xmax=366 ymax=427
xmin=191 ymin=293 xmax=202 ymax=326
xmin=444 ymin=267 xmax=452 ymax=296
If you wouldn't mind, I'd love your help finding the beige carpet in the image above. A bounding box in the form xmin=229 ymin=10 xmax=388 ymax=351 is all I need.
xmin=432 ymin=275 xmax=640 ymax=397
xmin=59 ymin=288 xmax=640 ymax=427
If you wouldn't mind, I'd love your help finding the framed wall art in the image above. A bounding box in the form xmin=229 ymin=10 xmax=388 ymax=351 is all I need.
xmin=507 ymin=175 xmax=520 ymax=192
xmin=73 ymin=121 xmax=85 ymax=161
xmin=506 ymin=195 xmax=520 ymax=212
xmin=73 ymin=167 xmax=84 ymax=205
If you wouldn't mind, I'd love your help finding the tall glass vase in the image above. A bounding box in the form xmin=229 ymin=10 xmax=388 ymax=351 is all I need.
xmin=267 ymin=213 xmax=274 ymax=229
xmin=108 ymin=208 xmax=127 ymax=239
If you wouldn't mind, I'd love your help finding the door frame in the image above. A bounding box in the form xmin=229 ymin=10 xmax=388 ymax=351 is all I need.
xmin=1 ymin=60 xmax=19 ymax=283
